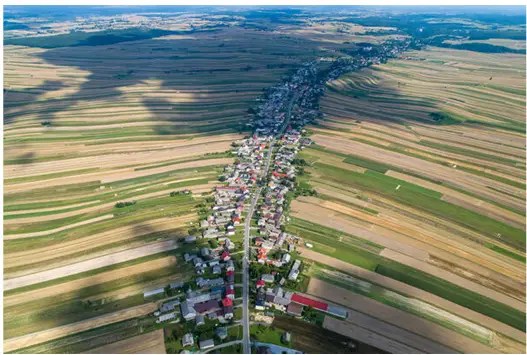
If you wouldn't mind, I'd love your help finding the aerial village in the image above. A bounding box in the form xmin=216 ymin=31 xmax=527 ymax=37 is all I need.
xmin=143 ymin=37 xmax=418 ymax=353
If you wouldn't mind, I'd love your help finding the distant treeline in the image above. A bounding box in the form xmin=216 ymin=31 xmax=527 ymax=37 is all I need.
xmin=4 ymin=27 xmax=205 ymax=48
xmin=440 ymin=41 xmax=524 ymax=54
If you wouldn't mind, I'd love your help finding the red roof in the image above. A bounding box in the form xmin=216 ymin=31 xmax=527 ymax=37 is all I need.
xmin=221 ymin=251 xmax=230 ymax=260
xmin=291 ymin=294 xmax=328 ymax=311
xmin=226 ymin=270 xmax=234 ymax=276
xmin=226 ymin=288 xmax=235 ymax=294
xmin=222 ymin=297 xmax=233 ymax=307
xmin=256 ymin=280 xmax=265 ymax=287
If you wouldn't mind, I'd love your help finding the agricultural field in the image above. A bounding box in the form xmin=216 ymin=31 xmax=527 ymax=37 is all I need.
xmin=2 ymin=25 xmax=324 ymax=352
xmin=290 ymin=43 xmax=526 ymax=353
xmin=3 ymin=13 xmax=395 ymax=352
xmin=4 ymin=5 xmax=526 ymax=354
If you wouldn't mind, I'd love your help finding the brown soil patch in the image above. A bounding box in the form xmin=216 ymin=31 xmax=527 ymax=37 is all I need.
xmin=4 ymin=303 xmax=157 ymax=352
xmin=309 ymin=279 xmax=498 ymax=353
xmin=85 ymin=329 xmax=166 ymax=354
xmin=300 ymin=248 xmax=526 ymax=343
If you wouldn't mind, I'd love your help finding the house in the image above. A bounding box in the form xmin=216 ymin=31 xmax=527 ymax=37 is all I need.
xmin=225 ymin=284 xmax=235 ymax=299
xmin=182 ymin=333 xmax=194 ymax=347
xmin=195 ymin=314 xmax=205 ymax=326
xmin=225 ymin=259 xmax=235 ymax=271
xmin=281 ymin=253 xmax=291 ymax=264
xmin=255 ymin=290 xmax=266 ymax=310
xmin=288 ymin=260 xmax=301 ymax=281
xmin=180 ymin=301 xmax=197 ymax=321
xmin=222 ymin=297 xmax=233 ymax=308
xmin=256 ymin=279 xmax=265 ymax=289
xmin=184 ymin=253 xmax=197 ymax=263
xmin=157 ymin=312 xmax=177 ymax=323
xmin=200 ymin=247 xmax=210 ymax=258
xmin=160 ymin=299 xmax=180 ymax=313
xmin=144 ymin=288 xmax=164 ymax=299
xmin=216 ymin=327 xmax=228 ymax=340
xmin=184 ymin=235 xmax=197 ymax=243
xmin=223 ymin=305 xmax=234 ymax=319
xmin=221 ymin=251 xmax=231 ymax=261
xmin=194 ymin=300 xmax=221 ymax=315
xmin=286 ymin=302 xmax=304 ymax=317
xmin=261 ymin=274 xmax=274 ymax=283
xmin=225 ymin=270 xmax=235 ymax=284
xmin=199 ymin=339 xmax=215 ymax=350
xmin=193 ymin=257 xmax=204 ymax=268
xmin=212 ymin=265 xmax=222 ymax=275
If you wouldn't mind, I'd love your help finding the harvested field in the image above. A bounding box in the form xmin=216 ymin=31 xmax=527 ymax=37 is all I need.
xmin=272 ymin=315 xmax=383 ymax=354
xmin=4 ymin=303 xmax=157 ymax=353
xmin=308 ymin=279 xmax=502 ymax=353
xmin=299 ymin=248 xmax=526 ymax=343
xmin=4 ymin=214 xmax=114 ymax=239
xmin=292 ymin=198 xmax=526 ymax=288
xmin=380 ymin=248 xmax=525 ymax=311
xmin=85 ymin=329 xmax=166 ymax=354
xmin=5 ymin=214 xmax=192 ymax=275
xmin=4 ymin=256 xmax=177 ymax=308
xmin=4 ymin=239 xmax=179 ymax=290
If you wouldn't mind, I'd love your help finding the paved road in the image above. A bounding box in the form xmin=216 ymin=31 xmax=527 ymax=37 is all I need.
xmin=240 ymin=92 xmax=300 ymax=354
xmin=204 ymin=340 xmax=243 ymax=353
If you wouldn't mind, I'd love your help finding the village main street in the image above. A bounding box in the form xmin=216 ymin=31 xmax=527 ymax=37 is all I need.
xmin=241 ymin=92 xmax=299 ymax=354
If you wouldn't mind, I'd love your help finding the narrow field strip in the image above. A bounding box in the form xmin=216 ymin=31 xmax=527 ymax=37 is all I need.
xmin=4 ymin=303 xmax=157 ymax=352
xmin=4 ymin=214 xmax=114 ymax=239
xmin=4 ymin=240 xmax=179 ymax=291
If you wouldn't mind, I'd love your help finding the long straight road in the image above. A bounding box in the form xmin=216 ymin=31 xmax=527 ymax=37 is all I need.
xmin=240 ymin=92 xmax=299 ymax=354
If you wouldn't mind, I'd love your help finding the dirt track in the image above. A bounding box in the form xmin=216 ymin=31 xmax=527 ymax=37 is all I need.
xmin=4 ymin=303 xmax=157 ymax=352
xmin=308 ymin=279 xmax=500 ymax=353
xmin=84 ymin=329 xmax=166 ymax=354
xmin=4 ymin=240 xmax=180 ymax=291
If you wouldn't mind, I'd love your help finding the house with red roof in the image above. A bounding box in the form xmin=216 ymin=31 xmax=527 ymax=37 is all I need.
xmin=221 ymin=251 xmax=231 ymax=261
xmin=225 ymin=284 xmax=235 ymax=299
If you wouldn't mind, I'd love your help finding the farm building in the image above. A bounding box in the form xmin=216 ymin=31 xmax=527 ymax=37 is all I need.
xmin=199 ymin=339 xmax=215 ymax=350
xmin=286 ymin=302 xmax=304 ymax=317
xmin=290 ymin=293 xmax=328 ymax=311
xmin=182 ymin=333 xmax=194 ymax=347
xmin=143 ymin=288 xmax=164 ymax=298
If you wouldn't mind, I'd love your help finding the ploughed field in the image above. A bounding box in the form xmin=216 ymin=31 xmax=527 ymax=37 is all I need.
xmin=3 ymin=27 xmax=334 ymax=353
xmin=289 ymin=46 xmax=526 ymax=353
